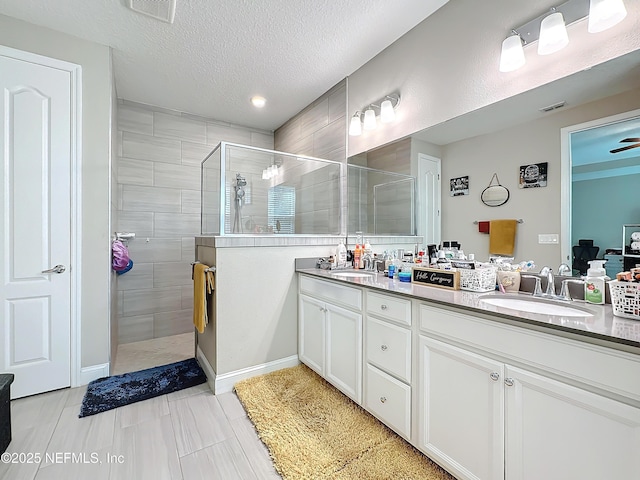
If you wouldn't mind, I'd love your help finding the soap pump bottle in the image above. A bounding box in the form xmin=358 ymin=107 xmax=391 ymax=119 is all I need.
xmin=584 ymin=260 xmax=607 ymax=305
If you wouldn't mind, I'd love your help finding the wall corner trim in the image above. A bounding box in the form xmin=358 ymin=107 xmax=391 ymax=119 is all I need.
xmin=78 ymin=363 xmax=110 ymax=386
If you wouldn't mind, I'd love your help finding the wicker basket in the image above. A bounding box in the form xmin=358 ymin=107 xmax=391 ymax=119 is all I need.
xmin=458 ymin=266 xmax=497 ymax=292
xmin=609 ymin=280 xmax=640 ymax=320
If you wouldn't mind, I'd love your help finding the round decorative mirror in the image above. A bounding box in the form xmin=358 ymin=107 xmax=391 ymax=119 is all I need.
xmin=481 ymin=173 xmax=509 ymax=207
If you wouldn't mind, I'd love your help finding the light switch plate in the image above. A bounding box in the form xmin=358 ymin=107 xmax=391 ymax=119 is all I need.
xmin=538 ymin=234 xmax=559 ymax=244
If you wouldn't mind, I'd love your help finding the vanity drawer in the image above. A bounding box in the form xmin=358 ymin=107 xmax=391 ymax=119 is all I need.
xmin=366 ymin=291 xmax=411 ymax=326
xmin=366 ymin=316 xmax=411 ymax=383
xmin=365 ymin=364 xmax=411 ymax=440
xmin=300 ymin=275 xmax=362 ymax=311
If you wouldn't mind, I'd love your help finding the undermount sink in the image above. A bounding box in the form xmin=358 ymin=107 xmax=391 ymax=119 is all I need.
xmin=331 ymin=271 xmax=375 ymax=279
xmin=479 ymin=294 xmax=594 ymax=317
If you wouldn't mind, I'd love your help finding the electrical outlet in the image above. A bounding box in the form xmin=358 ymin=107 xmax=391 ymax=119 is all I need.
xmin=538 ymin=234 xmax=559 ymax=244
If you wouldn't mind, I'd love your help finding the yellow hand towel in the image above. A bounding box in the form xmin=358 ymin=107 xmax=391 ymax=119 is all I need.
xmin=193 ymin=264 xmax=213 ymax=334
xmin=489 ymin=219 xmax=518 ymax=256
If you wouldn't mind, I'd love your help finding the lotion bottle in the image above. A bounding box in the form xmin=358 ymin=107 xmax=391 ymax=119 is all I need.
xmin=336 ymin=241 xmax=347 ymax=268
xmin=584 ymin=260 xmax=607 ymax=305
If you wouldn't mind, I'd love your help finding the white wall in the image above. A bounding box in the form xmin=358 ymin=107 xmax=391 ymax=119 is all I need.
xmin=347 ymin=0 xmax=640 ymax=156
xmin=0 ymin=14 xmax=112 ymax=369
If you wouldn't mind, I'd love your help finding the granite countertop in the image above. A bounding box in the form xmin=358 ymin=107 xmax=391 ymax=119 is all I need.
xmin=296 ymin=267 xmax=640 ymax=355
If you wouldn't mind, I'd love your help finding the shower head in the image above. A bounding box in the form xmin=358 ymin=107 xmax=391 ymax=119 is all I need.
xmin=235 ymin=173 xmax=247 ymax=187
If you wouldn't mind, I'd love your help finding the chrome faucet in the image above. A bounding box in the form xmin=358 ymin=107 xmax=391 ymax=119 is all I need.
xmin=373 ymin=258 xmax=385 ymax=272
xmin=540 ymin=266 xmax=556 ymax=297
xmin=558 ymin=263 xmax=571 ymax=276
xmin=362 ymin=253 xmax=373 ymax=271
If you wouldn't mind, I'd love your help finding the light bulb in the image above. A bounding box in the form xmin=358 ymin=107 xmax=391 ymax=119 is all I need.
xmin=499 ymin=34 xmax=525 ymax=72
xmin=349 ymin=114 xmax=362 ymax=136
xmin=588 ymin=0 xmax=627 ymax=33
xmin=363 ymin=108 xmax=377 ymax=130
xmin=538 ymin=12 xmax=569 ymax=55
xmin=380 ymin=99 xmax=395 ymax=123
xmin=250 ymin=96 xmax=266 ymax=108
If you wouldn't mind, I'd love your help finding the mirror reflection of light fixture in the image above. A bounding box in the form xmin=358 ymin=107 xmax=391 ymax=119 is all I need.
xmin=363 ymin=107 xmax=377 ymax=130
xmin=262 ymin=162 xmax=280 ymax=180
xmin=349 ymin=112 xmax=363 ymax=136
xmin=588 ymin=0 xmax=627 ymax=32
xmin=538 ymin=10 xmax=569 ymax=55
xmin=498 ymin=0 xmax=627 ymax=72
xmin=349 ymin=93 xmax=400 ymax=136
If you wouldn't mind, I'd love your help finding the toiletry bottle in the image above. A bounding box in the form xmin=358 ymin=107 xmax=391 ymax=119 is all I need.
xmin=364 ymin=239 xmax=372 ymax=257
xmin=354 ymin=244 xmax=361 ymax=269
xmin=336 ymin=241 xmax=347 ymax=268
xmin=584 ymin=260 xmax=607 ymax=305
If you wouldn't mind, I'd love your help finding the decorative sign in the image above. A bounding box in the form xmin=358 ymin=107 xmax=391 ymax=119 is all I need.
xmin=450 ymin=176 xmax=469 ymax=196
xmin=412 ymin=267 xmax=460 ymax=290
xmin=519 ymin=162 xmax=548 ymax=188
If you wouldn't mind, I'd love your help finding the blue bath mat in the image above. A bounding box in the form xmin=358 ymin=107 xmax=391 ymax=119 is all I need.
xmin=79 ymin=358 xmax=207 ymax=418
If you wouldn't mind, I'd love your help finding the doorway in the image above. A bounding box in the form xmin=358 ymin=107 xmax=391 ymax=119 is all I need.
xmin=0 ymin=46 xmax=81 ymax=398
xmin=417 ymin=153 xmax=441 ymax=246
xmin=560 ymin=108 xmax=640 ymax=268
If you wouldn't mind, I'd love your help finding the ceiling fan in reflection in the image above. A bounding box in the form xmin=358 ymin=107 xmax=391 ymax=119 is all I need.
xmin=610 ymin=138 xmax=640 ymax=154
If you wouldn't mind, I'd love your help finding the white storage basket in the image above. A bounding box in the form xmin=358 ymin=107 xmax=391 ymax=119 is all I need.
xmin=458 ymin=267 xmax=497 ymax=292
xmin=609 ymin=280 xmax=640 ymax=320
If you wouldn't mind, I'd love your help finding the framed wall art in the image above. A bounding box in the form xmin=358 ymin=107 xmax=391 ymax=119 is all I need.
xmin=519 ymin=162 xmax=548 ymax=188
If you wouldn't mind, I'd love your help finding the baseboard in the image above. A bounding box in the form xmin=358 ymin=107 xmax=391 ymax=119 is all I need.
xmin=196 ymin=346 xmax=217 ymax=393
xmin=77 ymin=363 xmax=110 ymax=386
xmin=214 ymin=355 xmax=300 ymax=394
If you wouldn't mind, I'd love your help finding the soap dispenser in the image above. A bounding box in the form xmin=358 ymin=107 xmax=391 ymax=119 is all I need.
xmin=584 ymin=260 xmax=607 ymax=305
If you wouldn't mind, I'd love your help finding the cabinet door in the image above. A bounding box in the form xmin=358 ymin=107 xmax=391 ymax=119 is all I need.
xmin=505 ymin=365 xmax=640 ymax=480
xmin=298 ymin=294 xmax=325 ymax=375
xmin=326 ymin=303 xmax=362 ymax=404
xmin=419 ymin=336 xmax=504 ymax=480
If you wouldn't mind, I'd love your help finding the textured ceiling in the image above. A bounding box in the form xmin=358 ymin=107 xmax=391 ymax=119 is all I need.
xmin=0 ymin=0 xmax=448 ymax=131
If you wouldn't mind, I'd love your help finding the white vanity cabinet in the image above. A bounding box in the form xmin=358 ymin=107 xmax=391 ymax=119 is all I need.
xmin=364 ymin=291 xmax=412 ymax=439
xmin=298 ymin=275 xmax=363 ymax=404
xmin=418 ymin=304 xmax=640 ymax=480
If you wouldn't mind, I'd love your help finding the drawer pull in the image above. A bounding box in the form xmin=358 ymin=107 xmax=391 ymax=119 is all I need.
xmin=504 ymin=378 xmax=515 ymax=387
xmin=380 ymin=396 xmax=387 ymax=403
xmin=380 ymin=304 xmax=388 ymax=310
xmin=381 ymin=344 xmax=388 ymax=351
xmin=489 ymin=372 xmax=500 ymax=381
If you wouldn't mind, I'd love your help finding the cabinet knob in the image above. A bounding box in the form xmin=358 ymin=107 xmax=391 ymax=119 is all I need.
xmin=380 ymin=304 xmax=388 ymax=310
xmin=380 ymin=396 xmax=387 ymax=403
xmin=489 ymin=372 xmax=500 ymax=381
xmin=504 ymin=378 xmax=515 ymax=387
xmin=381 ymin=344 xmax=388 ymax=351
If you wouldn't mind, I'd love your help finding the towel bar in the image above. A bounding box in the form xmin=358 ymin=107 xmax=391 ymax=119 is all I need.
xmin=191 ymin=261 xmax=216 ymax=273
xmin=474 ymin=219 xmax=523 ymax=224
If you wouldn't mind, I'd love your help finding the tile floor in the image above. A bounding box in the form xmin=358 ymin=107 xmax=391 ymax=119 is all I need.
xmin=2 ymin=334 xmax=281 ymax=480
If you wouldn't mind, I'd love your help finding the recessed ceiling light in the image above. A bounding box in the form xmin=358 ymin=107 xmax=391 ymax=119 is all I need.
xmin=251 ymin=96 xmax=266 ymax=108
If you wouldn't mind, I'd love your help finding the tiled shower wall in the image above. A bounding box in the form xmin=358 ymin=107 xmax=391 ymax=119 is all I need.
xmin=115 ymin=100 xmax=273 ymax=344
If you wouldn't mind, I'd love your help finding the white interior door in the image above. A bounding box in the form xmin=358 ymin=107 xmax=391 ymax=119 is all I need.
xmin=418 ymin=154 xmax=441 ymax=246
xmin=1 ymin=52 xmax=72 ymax=398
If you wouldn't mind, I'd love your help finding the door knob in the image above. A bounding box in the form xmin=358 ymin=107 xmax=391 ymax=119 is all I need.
xmin=42 ymin=264 xmax=66 ymax=274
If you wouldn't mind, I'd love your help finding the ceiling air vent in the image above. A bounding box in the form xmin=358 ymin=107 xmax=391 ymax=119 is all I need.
xmin=127 ymin=0 xmax=176 ymax=24
xmin=539 ymin=101 xmax=566 ymax=113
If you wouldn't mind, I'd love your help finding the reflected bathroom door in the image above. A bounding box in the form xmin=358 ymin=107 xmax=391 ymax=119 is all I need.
xmin=0 ymin=48 xmax=75 ymax=398
xmin=418 ymin=154 xmax=441 ymax=246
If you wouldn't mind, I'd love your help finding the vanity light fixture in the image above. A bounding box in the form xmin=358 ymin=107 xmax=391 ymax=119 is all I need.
xmin=349 ymin=93 xmax=400 ymax=136
xmin=261 ymin=162 xmax=279 ymax=180
xmin=349 ymin=112 xmax=363 ymax=136
xmin=588 ymin=0 xmax=627 ymax=32
xmin=498 ymin=0 xmax=627 ymax=72
xmin=363 ymin=107 xmax=377 ymax=131
xmin=538 ymin=10 xmax=569 ymax=55
xmin=499 ymin=32 xmax=526 ymax=72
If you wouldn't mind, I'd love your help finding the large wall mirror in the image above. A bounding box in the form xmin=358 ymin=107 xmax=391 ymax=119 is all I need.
xmin=348 ymin=49 xmax=640 ymax=269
